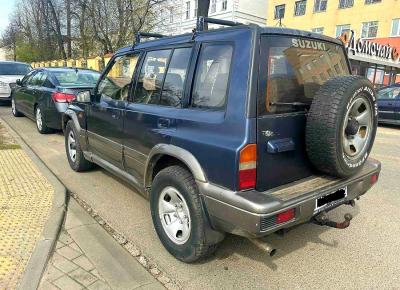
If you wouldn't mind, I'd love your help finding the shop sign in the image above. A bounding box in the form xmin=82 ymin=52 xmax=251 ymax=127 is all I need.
xmin=339 ymin=30 xmax=399 ymax=64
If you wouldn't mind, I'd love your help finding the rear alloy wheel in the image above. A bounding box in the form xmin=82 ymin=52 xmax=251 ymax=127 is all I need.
xmin=35 ymin=105 xmax=52 ymax=134
xmin=151 ymin=165 xmax=224 ymax=263
xmin=65 ymin=120 xmax=94 ymax=172
xmin=11 ymin=98 xmax=23 ymax=117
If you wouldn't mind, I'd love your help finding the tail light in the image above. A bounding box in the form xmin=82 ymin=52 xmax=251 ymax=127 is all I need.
xmin=51 ymin=92 xmax=76 ymax=103
xmin=370 ymin=173 xmax=379 ymax=185
xmin=276 ymin=208 xmax=295 ymax=224
xmin=238 ymin=144 xmax=257 ymax=190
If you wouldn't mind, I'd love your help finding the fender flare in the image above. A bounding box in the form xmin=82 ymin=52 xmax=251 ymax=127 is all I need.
xmin=144 ymin=144 xmax=207 ymax=187
xmin=62 ymin=108 xmax=82 ymax=132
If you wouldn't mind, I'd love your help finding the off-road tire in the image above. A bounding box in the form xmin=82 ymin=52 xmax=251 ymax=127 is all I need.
xmin=11 ymin=97 xmax=23 ymax=117
xmin=65 ymin=120 xmax=93 ymax=172
xmin=306 ymin=76 xmax=377 ymax=177
xmin=150 ymin=165 xmax=222 ymax=263
xmin=35 ymin=104 xmax=53 ymax=134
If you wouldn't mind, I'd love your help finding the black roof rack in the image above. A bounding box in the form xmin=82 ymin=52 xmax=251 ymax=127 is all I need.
xmin=134 ymin=32 xmax=166 ymax=45
xmin=196 ymin=16 xmax=243 ymax=32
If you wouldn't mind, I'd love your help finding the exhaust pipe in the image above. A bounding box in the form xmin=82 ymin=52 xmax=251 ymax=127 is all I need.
xmin=249 ymin=238 xmax=277 ymax=257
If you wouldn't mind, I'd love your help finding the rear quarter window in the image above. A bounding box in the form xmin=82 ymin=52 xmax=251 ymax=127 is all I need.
xmin=259 ymin=36 xmax=349 ymax=115
xmin=191 ymin=44 xmax=233 ymax=110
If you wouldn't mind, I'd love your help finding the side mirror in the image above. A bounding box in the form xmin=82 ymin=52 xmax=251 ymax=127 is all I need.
xmin=76 ymin=91 xmax=92 ymax=103
xmin=16 ymin=79 xmax=22 ymax=86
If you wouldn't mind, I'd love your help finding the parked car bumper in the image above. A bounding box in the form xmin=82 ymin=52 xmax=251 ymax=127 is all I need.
xmin=0 ymin=93 xmax=11 ymax=101
xmin=43 ymin=103 xmax=69 ymax=130
xmin=199 ymin=158 xmax=381 ymax=238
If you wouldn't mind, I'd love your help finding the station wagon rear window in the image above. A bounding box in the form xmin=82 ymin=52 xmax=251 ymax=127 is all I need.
xmin=260 ymin=36 xmax=349 ymax=114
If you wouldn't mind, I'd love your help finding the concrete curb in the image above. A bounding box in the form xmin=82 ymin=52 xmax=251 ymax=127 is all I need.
xmin=0 ymin=118 xmax=68 ymax=290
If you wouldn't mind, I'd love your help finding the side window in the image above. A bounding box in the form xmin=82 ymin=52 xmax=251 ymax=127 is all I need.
xmin=30 ymin=72 xmax=45 ymax=86
xmin=97 ymin=54 xmax=139 ymax=102
xmin=160 ymin=48 xmax=192 ymax=107
xmin=134 ymin=50 xmax=171 ymax=104
xmin=191 ymin=44 xmax=233 ymax=110
xmin=22 ymin=71 xmax=36 ymax=86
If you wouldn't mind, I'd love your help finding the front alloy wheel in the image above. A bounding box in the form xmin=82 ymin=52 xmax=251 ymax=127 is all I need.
xmin=11 ymin=98 xmax=23 ymax=117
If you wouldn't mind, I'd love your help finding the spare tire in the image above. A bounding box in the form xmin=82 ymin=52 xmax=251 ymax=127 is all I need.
xmin=306 ymin=76 xmax=377 ymax=178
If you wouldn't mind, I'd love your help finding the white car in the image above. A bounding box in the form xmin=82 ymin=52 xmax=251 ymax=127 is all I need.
xmin=0 ymin=61 xmax=32 ymax=103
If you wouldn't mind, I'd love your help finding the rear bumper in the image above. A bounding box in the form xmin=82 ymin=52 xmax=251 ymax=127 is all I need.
xmin=199 ymin=158 xmax=381 ymax=238
xmin=0 ymin=93 xmax=11 ymax=100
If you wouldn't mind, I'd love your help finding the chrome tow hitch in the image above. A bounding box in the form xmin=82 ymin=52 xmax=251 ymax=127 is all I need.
xmin=313 ymin=212 xmax=353 ymax=229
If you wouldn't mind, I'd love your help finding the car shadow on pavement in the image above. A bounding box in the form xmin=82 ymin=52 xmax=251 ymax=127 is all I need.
xmin=210 ymin=203 xmax=361 ymax=271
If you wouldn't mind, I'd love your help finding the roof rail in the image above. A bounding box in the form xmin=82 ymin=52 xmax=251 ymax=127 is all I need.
xmin=196 ymin=16 xmax=243 ymax=32
xmin=134 ymin=32 xmax=166 ymax=45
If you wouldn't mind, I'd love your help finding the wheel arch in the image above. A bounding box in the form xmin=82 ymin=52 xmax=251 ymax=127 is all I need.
xmin=144 ymin=144 xmax=207 ymax=189
xmin=62 ymin=108 xmax=82 ymax=132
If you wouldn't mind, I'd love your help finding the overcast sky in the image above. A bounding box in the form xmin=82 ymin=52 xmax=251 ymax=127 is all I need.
xmin=0 ymin=0 xmax=16 ymax=34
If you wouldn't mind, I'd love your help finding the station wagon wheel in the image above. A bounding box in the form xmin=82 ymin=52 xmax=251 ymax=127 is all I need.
xmin=67 ymin=130 xmax=77 ymax=162
xmin=150 ymin=165 xmax=224 ymax=262
xmin=342 ymin=95 xmax=373 ymax=159
xmin=158 ymin=186 xmax=191 ymax=245
xmin=306 ymin=76 xmax=377 ymax=178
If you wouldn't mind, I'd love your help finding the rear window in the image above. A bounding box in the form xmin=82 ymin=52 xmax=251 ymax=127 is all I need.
xmin=260 ymin=36 xmax=349 ymax=114
xmin=0 ymin=63 xmax=31 ymax=75
xmin=53 ymin=70 xmax=100 ymax=86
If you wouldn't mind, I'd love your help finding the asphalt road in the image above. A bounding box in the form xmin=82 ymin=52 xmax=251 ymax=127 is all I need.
xmin=1 ymin=106 xmax=399 ymax=289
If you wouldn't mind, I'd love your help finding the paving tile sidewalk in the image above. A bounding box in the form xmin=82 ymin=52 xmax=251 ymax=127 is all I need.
xmin=40 ymin=198 xmax=165 ymax=290
xmin=0 ymin=120 xmax=55 ymax=289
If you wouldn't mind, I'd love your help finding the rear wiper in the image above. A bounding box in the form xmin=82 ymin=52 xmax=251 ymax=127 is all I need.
xmin=270 ymin=102 xmax=309 ymax=107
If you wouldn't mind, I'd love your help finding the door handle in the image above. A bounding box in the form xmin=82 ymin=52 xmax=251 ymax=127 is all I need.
xmin=157 ymin=118 xmax=170 ymax=129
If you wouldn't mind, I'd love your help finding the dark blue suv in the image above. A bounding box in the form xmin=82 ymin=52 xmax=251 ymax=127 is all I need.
xmin=63 ymin=18 xmax=381 ymax=262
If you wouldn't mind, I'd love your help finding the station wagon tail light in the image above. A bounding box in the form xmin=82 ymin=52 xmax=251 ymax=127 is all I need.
xmin=51 ymin=92 xmax=76 ymax=103
xmin=239 ymin=144 xmax=257 ymax=190
xmin=370 ymin=173 xmax=379 ymax=185
xmin=276 ymin=208 xmax=295 ymax=224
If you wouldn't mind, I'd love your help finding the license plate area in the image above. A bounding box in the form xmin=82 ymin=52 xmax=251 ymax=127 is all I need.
xmin=315 ymin=187 xmax=347 ymax=212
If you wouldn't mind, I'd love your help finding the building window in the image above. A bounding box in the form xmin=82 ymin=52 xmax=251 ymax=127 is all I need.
xmin=185 ymin=1 xmax=190 ymax=19
xmin=211 ymin=0 xmax=216 ymax=13
xmin=194 ymin=0 xmax=198 ymax=17
xmin=335 ymin=24 xmax=351 ymax=37
xmin=314 ymin=0 xmax=327 ymax=12
xmin=365 ymin=0 xmax=381 ymax=4
xmin=361 ymin=21 xmax=378 ymax=38
xmin=222 ymin=0 xmax=227 ymax=11
xmin=311 ymin=27 xmax=324 ymax=34
xmin=392 ymin=19 xmax=400 ymax=36
xmin=294 ymin=0 xmax=307 ymax=16
xmin=339 ymin=0 xmax=353 ymax=8
xmin=274 ymin=4 xmax=285 ymax=19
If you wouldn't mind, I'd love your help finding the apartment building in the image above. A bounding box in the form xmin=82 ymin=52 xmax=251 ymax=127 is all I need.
xmin=266 ymin=0 xmax=400 ymax=86
xmin=154 ymin=0 xmax=267 ymax=35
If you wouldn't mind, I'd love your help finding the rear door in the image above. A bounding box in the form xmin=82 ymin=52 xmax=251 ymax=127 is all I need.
xmin=257 ymin=35 xmax=350 ymax=191
xmin=124 ymin=46 xmax=193 ymax=182
xmin=377 ymin=86 xmax=400 ymax=122
xmin=87 ymin=53 xmax=138 ymax=169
